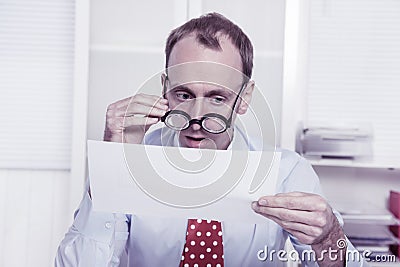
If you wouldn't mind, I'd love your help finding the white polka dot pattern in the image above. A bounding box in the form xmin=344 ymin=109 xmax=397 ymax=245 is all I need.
xmin=179 ymin=219 xmax=224 ymax=267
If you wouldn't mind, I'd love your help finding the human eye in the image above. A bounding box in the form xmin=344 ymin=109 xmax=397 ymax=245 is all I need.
xmin=175 ymin=91 xmax=193 ymax=101
xmin=210 ymin=95 xmax=226 ymax=104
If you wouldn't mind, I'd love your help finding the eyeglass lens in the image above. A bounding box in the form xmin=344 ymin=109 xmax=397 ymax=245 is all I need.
xmin=162 ymin=111 xmax=228 ymax=134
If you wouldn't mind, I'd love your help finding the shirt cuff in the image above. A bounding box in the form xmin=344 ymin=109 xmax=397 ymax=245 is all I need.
xmin=73 ymin=191 xmax=116 ymax=245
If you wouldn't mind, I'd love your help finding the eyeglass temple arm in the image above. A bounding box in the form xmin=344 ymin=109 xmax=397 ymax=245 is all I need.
xmin=162 ymin=74 xmax=169 ymax=97
xmin=227 ymin=81 xmax=248 ymax=125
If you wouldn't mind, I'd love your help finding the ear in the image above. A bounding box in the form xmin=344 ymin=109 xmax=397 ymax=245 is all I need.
xmin=237 ymin=80 xmax=255 ymax=115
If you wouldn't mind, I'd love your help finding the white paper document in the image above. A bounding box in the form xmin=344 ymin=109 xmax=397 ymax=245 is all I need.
xmin=88 ymin=140 xmax=281 ymax=224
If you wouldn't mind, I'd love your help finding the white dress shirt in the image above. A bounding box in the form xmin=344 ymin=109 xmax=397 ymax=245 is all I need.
xmin=55 ymin=127 xmax=366 ymax=267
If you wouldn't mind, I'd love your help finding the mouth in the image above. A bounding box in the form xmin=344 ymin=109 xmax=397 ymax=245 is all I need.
xmin=185 ymin=136 xmax=207 ymax=148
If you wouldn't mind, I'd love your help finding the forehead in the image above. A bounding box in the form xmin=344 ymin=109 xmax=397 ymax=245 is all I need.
xmin=167 ymin=62 xmax=245 ymax=93
xmin=166 ymin=35 xmax=245 ymax=93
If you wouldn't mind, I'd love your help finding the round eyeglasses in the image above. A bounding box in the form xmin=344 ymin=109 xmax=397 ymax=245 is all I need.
xmin=161 ymin=110 xmax=230 ymax=134
xmin=161 ymin=79 xmax=248 ymax=134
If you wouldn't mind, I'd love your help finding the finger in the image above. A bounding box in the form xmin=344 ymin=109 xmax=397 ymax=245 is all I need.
xmin=108 ymin=95 xmax=168 ymax=118
xmin=254 ymin=211 xmax=319 ymax=244
xmin=124 ymin=99 xmax=168 ymax=117
xmin=275 ymin=192 xmax=306 ymax=197
xmin=123 ymin=116 xmax=160 ymax=127
xmin=284 ymin=228 xmax=316 ymax=245
xmin=267 ymin=215 xmax=323 ymax=238
xmin=252 ymin=202 xmax=326 ymax=227
xmin=252 ymin=209 xmax=309 ymax=237
xmin=283 ymin=222 xmax=323 ymax=239
xmin=111 ymin=106 xmax=164 ymax=118
xmin=255 ymin=192 xmax=306 ymax=208
xmin=253 ymin=205 xmax=322 ymax=226
xmin=258 ymin=213 xmax=310 ymax=236
xmin=111 ymin=94 xmax=168 ymax=111
xmin=258 ymin=194 xmax=329 ymax=212
xmin=131 ymin=95 xmax=168 ymax=110
xmin=108 ymin=96 xmax=134 ymax=110
xmin=125 ymin=105 xmax=167 ymax=118
xmin=252 ymin=201 xmax=323 ymax=244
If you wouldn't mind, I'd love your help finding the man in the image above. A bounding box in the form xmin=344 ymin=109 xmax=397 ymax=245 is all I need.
xmin=56 ymin=13 xmax=364 ymax=266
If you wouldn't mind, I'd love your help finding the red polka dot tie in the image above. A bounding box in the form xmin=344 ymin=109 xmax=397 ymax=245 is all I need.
xmin=179 ymin=219 xmax=224 ymax=267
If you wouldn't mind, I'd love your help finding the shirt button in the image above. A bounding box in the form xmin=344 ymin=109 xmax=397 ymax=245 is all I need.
xmin=105 ymin=222 xmax=112 ymax=229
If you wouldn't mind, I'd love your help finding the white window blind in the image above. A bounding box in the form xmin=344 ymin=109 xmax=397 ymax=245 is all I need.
xmin=306 ymin=0 xmax=400 ymax=167
xmin=0 ymin=0 xmax=74 ymax=169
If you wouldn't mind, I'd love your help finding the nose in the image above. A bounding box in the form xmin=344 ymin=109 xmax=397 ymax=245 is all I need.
xmin=192 ymin=98 xmax=204 ymax=118
xmin=191 ymin=123 xmax=202 ymax=131
xmin=190 ymin=99 xmax=204 ymax=131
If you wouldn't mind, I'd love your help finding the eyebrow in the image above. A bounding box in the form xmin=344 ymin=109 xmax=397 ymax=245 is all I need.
xmin=171 ymin=85 xmax=236 ymax=98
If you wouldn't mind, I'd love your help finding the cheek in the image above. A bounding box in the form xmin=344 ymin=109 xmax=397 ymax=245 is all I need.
xmin=165 ymin=96 xmax=177 ymax=109
xmin=204 ymin=133 xmax=229 ymax=149
xmin=200 ymin=137 xmax=220 ymax=149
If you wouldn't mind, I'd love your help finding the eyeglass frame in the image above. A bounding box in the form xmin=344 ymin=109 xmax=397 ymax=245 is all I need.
xmin=161 ymin=75 xmax=248 ymax=134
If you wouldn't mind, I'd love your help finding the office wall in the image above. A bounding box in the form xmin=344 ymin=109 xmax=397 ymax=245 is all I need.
xmin=0 ymin=1 xmax=82 ymax=266
xmin=0 ymin=170 xmax=71 ymax=267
